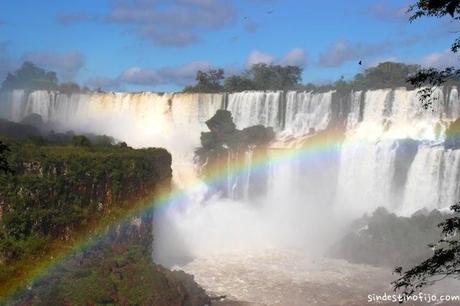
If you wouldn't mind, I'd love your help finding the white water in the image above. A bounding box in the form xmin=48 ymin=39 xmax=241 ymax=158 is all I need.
xmin=2 ymin=88 xmax=460 ymax=304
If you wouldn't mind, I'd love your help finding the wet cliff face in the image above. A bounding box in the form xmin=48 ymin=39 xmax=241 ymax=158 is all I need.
xmin=0 ymin=142 xmax=172 ymax=250
xmin=0 ymin=139 xmax=210 ymax=305
xmin=195 ymin=110 xmax=275 ymax=200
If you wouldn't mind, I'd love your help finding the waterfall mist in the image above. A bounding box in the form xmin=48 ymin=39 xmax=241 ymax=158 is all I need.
xmin=2 ymin=87 xmax=460 ymax=277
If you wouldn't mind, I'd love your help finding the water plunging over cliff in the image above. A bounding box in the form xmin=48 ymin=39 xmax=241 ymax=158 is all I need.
xmin=1 ymin=87 xmax=459 ymax=216
xmin=2 ymin=88 xmax=460 ymax=304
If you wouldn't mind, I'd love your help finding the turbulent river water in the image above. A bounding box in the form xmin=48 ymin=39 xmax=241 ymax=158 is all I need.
xmin=2 ymin=88 xmax=460 ymax=304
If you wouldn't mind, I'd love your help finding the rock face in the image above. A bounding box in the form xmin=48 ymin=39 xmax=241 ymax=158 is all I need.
xmin=195 ymin=110 xmax=275 ymax=200
xmin=0 ymin=139 xmax=210 ymax=305
xmin=328 ymin=207 xmax=445 ymax=269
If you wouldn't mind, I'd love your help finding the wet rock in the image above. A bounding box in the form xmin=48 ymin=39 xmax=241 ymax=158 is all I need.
xmin=196 ymin=110 xmax=275 ymax=200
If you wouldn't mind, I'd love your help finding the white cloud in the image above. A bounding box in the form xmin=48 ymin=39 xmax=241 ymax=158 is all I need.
xmin=319 ymin=39 xmax=391 ymax=67
xmin=106 ymin=0 xmax=236 ymax=47
xmin=247 ymin=50 xmax=275 ymax=67
xmin=247 ymin=48 xmax=307 ymax=67
xmin=367 ymin=3 xmax=408 ymax=22
xmin=22 ymin=51 xmax=85 ymax=81
xmin=119 ymin=60 xmax=213 ymax=86
xmin=419 ymin=49 xmax=460 ymax=69
xmin=279 ymin=48 xmax=307 ymax=67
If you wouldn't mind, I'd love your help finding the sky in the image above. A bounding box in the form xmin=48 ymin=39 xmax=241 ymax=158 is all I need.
xmin=0 ymin=0 xmax=459 ymax=92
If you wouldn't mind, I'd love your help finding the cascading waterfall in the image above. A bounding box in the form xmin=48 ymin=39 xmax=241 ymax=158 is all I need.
xmin=1 ymin=88 xmax=459 ymax=216
xmin=227 ymin=91 xmax=282 ymax=130
xmin=2 ymin=87 xmax=460 ymax=304
xmin=283 ymin=91 xmax=332 ymax=137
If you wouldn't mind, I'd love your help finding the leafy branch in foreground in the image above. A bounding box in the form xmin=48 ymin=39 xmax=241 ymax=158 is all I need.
xmin=392 ymin=203 xmax=460 ymax=296
xmin=407 ymin=67 xmax=460 ymax=109
xmin=408 ymin=0 xmax=460 ymax=21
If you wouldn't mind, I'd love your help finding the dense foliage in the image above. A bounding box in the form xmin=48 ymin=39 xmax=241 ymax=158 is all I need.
xmin=184 ymin=64 xmax=303 ymax=92
xmin=183 ymin=68 xmax=225 ymax=93
xmin=246 ymin=64 xmax=302 ymax=91
xmin=0 ymin=138 xmax=171 ymax=296
xmin=13 ymin=244 xmax=209 ymax=306
xmin=0 ymin=141 xmax=10 ymax=174
xmin=301 ymin=62 xmax=421 ymax=93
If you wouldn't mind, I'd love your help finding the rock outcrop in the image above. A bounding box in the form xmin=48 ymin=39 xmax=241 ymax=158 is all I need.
xmin=328 ymin=207 xmax=445 ymax=269
xmin=195 ymin=110 xmax=274 ymax=200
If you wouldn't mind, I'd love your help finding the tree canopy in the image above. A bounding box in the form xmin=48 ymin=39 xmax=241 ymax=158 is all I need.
xmin=183 ymin=68 xmax=225 ymax=93
xmin=184 ymin=64 xmax=303 ymax=93
xmin=1 ymin=62 xmax=58 ymax=92
xmin=353 ymin=62 xmax=420 ymax=90
xmin=247 ymin=64 xmax=302 ymax=91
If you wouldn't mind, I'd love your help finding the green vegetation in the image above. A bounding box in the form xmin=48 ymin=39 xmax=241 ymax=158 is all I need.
xmin=184 ymin=64 xmax=303 ymax=92
xmin=0 ymin=141 xmax=10 ymax=174
xmin=71 ymin=135 xmax=92 ymax=147
xmin=302 ymin=62 xmax=421 ymax=93
xmin=183 ymin=61 xmax=449 ymax=93
xmin=13 ymin=243 xmax=209 ymax=306
xmin=0 ymin=138 xmax=169 ymax=261
xmin=0 ymin=136 xmax=172 ymax=299
xmin=183 ymin=68 xmax=225 ymax=93
xmin=0 ymin=126 xmax=210 ymax=305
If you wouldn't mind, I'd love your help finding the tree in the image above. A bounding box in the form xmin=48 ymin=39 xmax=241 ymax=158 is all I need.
xmin=354 ymin=62 xmax=420 ymax=90
xmin=393 ymin=203 xmax=460 ymax=296
xmin=406 ymin=0 xmax=460 ymax=108
xmin=0 ymin=141 xmax=11 ymax=174
xmin=183 ymin=69 xmax=224 ymax=93
xmin=223 ymin=75 xmax=256 ymax=92
xmin=1 ymin=62 xmax=58 ymax=92
xmin=248 ymin=64 xmax=302 ymax=91
xmin=72 ymin=135 xmax=91 ymax=147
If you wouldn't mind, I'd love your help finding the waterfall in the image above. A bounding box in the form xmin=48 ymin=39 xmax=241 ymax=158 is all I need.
xmin=1 ymin=87 xmax=460 ymax=216
xmin=283 ymin=91 xmax=332 ymax=137
xmin=227 ymin=91 xmax=282 ymax=130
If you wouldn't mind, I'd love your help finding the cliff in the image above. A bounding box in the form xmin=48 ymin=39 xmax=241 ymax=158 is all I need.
xmin=0 ymin=137 xmax=209 ymax=305
xmin=195 ymin=110 xmax=275 ymax=200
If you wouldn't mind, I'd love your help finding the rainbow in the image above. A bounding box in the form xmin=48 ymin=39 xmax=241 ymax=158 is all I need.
xmin=0 ymin=127 xmax=440 ymax=302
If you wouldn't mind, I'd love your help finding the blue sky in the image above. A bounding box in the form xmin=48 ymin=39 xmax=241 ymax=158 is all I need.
xmin=0 ymin=0 xmax=459 ymax=92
